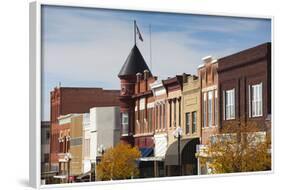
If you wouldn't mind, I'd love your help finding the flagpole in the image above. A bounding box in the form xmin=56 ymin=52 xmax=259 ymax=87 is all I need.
xmin=134 ymin=20 xmax=136 ymax=46
xmin=149 ymin=24 xmax=152 ymax=72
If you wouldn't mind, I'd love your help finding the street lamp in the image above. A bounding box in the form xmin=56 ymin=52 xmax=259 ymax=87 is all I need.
xmin=64 ymin=152 xmax=72 ymax=183
xmin=173 ymin=126 xmax=183 ymax=176
xmin=98 ymin=144 xmax=105 ymax=156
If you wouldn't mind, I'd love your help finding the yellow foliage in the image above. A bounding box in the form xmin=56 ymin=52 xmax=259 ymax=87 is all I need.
xmin=199 ymin=121 xmax=271 ymax=174
xmin=96 ymin=143 xmax=141 ymax=181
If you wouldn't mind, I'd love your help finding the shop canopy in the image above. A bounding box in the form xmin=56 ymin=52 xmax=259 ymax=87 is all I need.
xmin=139 ymin=148 xmax=153 ymax=157
xmin=165 ymin=138 xmax=199 ymax=166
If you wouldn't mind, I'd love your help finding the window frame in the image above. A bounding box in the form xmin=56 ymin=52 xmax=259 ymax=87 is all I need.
xmin=208 ymin=91 xmax=213 ymax=127
xmin=203 ymin=92 xmax=207 ymax=128
xmin=185 ymin=112 xmax=190 ymax=134
xmin=224 ymin=88 xmax=235 ymax=120
xmin=249 ymin=82 xmax=263 ymax=118
xmin=192 ymin=111 xmax=197 ymax=134
xmin=121 ymin=112 xmax=129 ymax=135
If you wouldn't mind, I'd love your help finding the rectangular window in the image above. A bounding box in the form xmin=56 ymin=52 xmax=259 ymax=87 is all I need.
xmin=214 ymin=90 xmax=218 ymax=126
xmin=169 ymin=101 xmax=172 ymax=128
xmin=179 ymin=99 xmax=181 ymax=126
xmin=122 ymin=113 xmax=129 ymax=135
xmin=84 ymin=139 xmax=90 ymax=157
xmin=140 ymin=110 xmax=144 ymax=133
xmin=208 ymin=91 xmax=213 ymax=127
xmin=185 ymin=112 xmax=190 ymax=134
xmin=148 ymin=108 xmax=152 ymax=132
xmin=163 ymin=104 xmax=166 ymax=129
xmin=192 ymin=111 xmax=197 ymax=133
xmin=250 ymin=83 xmax=263 ymax=117
xmin=225 ymin=89 xmax=235 ymax=120
xmin=155 ymin=106 xmax=158 ymax=130
xmin=174 ymin=100 xmax=177 ymax=128
xmin=203 ymin=93 xmax=207 ymax=128
xmin=160 ymin=105 xmax=162 ymax=129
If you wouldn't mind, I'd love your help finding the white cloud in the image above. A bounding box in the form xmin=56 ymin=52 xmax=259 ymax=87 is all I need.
xmin=41 ymin=8 xmax=269 ymax=120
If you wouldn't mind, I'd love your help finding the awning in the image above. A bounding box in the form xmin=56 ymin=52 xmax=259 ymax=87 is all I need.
xmin=138 ymin=157 xmax=164 ymax=161
xmin=139 ymin=148 xmax=153 ymax=157
xmin=77 ymin=171 xmax=91 ymax=180
xmin=154 ymin=134 xmax=168 ymax=158
xmin=41 ymin=171 xmax=57 ymax=178
xmin=165 ymin=138 xmax=199 ymax=166
xmin=53 ymin=175 xmax=67 ymax=179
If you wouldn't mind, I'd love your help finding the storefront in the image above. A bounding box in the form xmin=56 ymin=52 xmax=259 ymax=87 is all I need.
xmin=165 ymin=138 xmax=199 ymax=176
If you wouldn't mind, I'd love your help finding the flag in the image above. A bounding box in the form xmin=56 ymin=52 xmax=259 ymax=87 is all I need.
xmin=136 ymin=24 xmax=143 ymax=42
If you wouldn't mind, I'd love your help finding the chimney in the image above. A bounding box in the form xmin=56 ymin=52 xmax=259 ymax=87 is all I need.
xmin=136 ymin=72 xmax=142 ymax=82
xmin=182 ymin=73 xmax=188 ymax=83
xmin=143 ymin=69 xmax=150 ymax=80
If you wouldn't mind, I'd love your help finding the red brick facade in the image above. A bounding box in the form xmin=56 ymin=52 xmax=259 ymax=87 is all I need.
xmin=133 ymin=72 xmax=157 ymax=148
xmin=198 ymin=57 xmax=219 ymax=145
xmin=218 ymin=42 xmax=271 ymax=131
xmin=49 ymin=87 xmax=120 ymax=168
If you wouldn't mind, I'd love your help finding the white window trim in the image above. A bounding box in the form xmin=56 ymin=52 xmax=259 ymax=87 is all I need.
xmin=122 ymin=113 xmax=129 ymax=135
xmin=225 ymin=88 xmax=235 ymax=120
xmin=214 ymin=90 xmax=218 ymax=126
xmin=250 ymin=82 xmax=263 ymax=117
xmin=208 ymin=91 xmax=213 ymax=127
xmin=203 ymin=93 xmax=207 ymax=128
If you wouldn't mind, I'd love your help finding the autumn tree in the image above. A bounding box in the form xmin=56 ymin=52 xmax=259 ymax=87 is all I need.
xmin=198 ymin=120 xmax=271 ymax=174
xmin=96 ymin=143 xmax=141 ymax=181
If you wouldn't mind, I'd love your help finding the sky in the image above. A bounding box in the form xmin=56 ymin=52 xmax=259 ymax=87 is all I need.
xmin=41 ymin=5 xmax=271 ymax=121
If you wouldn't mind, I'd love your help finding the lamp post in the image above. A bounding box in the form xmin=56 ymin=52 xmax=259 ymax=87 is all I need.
xmin=173 ymin=126 xmax=183 ymax=176
xmin=98 ymin=144 xmax=105 ymax=156
xmin=64 ymin=152 xmax=72 ymax=183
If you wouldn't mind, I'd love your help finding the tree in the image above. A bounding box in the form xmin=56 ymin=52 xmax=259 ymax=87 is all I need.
xmin=96 ymin=143 xmax=141 ymax=181
xmin=198 ymin=120 xmax=271 ymax=174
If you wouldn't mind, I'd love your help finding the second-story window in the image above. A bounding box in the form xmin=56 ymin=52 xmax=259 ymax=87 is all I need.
xmin=225 ymin=89 xmax=235 ymax=120
xmin=178 ymin=98 xmax=181 ymax=127
xmin=192 ymin=111 xmax=197 ymax=133
xmin=214 ymin=90 xmax=218 ymax=126
xmin=160 ymin=105 xmax=162 ymax=130
xmin=84 ymin=139 xmax=90 ymax=157
xmin=203 ymin=92 xmax=207 ymax=128
xmin=163 ymin=104 xmax=166 ymax=129
xmin=169 ymin=101 xmax=172 ymax=128
xmin=249 ymin=82 xmax=263 ymax=117
xmin=122 ymin=113 xmax=129 ymax=135
xmin=173 ymin=100 xmax=177 ymax=128
xmin=208 ymin=91 xmax=213 ymax=127
xmin=185 ymin=112 xmax=190 ymax=134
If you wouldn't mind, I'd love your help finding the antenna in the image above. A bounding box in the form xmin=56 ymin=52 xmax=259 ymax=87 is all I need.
xmin=149 ymin=24 xmax=152 ymax=72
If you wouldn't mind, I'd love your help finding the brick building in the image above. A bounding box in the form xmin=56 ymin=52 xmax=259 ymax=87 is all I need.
xmin=181 ymin=74 xmax=201 ymax=175
xmin=182 ymin=74 xmax=201 ymax=139
xmin=50 ymin=87 xmax=120 ymax=172
xmin=150 ymin=80 xmax=168 ymax=177
xmin=118 ymin=45 xmax=152 ymax=145
xmin=162 ymin=75 xmax=184 ymax=176
xmin=198 ymin=56 xmax=219 ymax=145
xmin=218 ymin=42 xmax=271 ymax=134
xmin=41 ymin=121 xmax=52 ymax=184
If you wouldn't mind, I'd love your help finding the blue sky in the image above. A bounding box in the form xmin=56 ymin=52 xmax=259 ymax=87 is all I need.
xmin=41 ymin=5 xmax=271 ymax=121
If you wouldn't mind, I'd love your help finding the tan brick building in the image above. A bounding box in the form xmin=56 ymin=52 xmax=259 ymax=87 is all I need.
xmin=69 ymin=114 xmax=84 ymax=177
xmin=182 ymin=74 xmax=201 ymax=138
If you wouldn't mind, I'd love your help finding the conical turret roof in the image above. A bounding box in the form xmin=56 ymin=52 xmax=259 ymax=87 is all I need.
xmin=118 ymin=45 xmax=151 ymax=77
